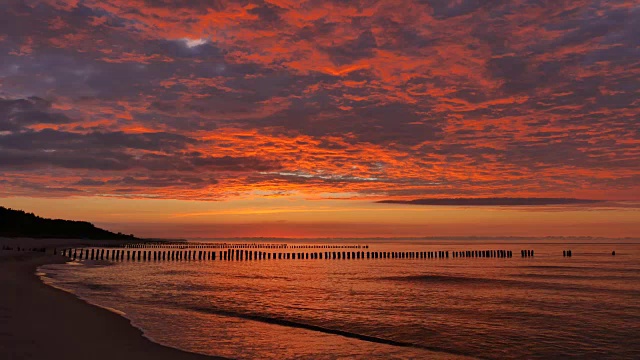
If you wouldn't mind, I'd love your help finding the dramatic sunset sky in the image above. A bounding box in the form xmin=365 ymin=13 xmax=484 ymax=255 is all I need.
xmin=1 ymin=0 xmax=638 ymax=238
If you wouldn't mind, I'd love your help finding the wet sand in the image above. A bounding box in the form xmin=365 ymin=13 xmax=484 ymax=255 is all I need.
xmin=0 ymin=238 xmax=224 ymax=360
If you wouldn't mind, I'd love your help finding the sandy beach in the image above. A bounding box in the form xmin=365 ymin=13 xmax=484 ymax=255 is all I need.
xmin=0 ymin=238 xmax=224 ymax=360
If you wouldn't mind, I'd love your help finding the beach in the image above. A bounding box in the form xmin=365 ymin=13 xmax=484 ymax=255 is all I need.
xmin=0 ymin=238 xmax=222 ymax=360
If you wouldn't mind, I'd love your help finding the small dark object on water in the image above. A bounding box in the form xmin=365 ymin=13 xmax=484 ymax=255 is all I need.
xmin=612 ymin=251 xmax=616 ymax=256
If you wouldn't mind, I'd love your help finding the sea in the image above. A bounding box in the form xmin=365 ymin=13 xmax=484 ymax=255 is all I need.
xmin=38 ymin=239 xmax=640 ymax=359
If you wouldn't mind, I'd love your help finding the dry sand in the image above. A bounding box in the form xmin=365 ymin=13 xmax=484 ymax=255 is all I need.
xmin=0 ymin=238 xmax=225 ymax=360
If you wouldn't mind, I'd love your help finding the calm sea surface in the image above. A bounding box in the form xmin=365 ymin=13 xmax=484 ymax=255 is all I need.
xmin=39 ymin=239 xmax=640 ymax=359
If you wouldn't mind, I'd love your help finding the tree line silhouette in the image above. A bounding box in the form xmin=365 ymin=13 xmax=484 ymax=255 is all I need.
xmin=0 ymin=206 xmax=138 ymax=240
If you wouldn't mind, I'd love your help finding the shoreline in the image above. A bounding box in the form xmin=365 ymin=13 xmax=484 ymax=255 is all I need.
xmin=0 ymin=247 xmax=226 ymax=360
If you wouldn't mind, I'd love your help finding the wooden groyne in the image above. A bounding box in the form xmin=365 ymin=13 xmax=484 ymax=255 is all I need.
xmin=114 ymin=243 xmax=368 ymax=250
xmin=0 ymin=246 xmax=47 ymax=253
xmin=3 ymin=246 xmax=620 ymax=262
xmin=56 ymin=248 xmax=518 ymax=262
xmin=0 ymin=246 xmax=522 ymax=262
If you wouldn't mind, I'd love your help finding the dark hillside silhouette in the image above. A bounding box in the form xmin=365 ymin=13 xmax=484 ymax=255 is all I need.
xmin=0 ymin=206 xmax=138 ymax=240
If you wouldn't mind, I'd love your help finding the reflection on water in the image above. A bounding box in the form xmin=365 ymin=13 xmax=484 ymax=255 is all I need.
xmin=40 ymin=240 xmax=640 ymax=359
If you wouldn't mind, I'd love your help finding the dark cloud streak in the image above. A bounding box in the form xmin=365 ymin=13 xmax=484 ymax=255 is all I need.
xmin=377 ymin=198 xmax=605 ymax=206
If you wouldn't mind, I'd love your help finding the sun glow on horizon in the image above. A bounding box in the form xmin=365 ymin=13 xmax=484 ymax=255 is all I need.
xmin=2 ymin=196 xmax=638 ymax=239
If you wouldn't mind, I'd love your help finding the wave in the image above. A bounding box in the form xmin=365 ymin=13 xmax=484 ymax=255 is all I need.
xmin=79 ymin=260 xmax=118 ymax=267
xmin=381 ymin=274 xmax=506 ymax=285
xmin=230 ymin=274 xmax=291 ymax=281
xmin=511 ymin=273 xmax=640 ymax=281
xmin=37 ymin=266 xmax=231 ymax=359
xmin=79 ymin=282 xmax=117 ymax=292
xmin=159 ymin=269 xmax=200 ymax=276
xmin=519 ymin=265 xmax=586 ymax=269
xmin=521 ymin=265 xmax=640 ymax=274
xmin=187 ymin=305 xmax=480 ymax=359
xmin=381 ymin=274 xmax=640 ymax=297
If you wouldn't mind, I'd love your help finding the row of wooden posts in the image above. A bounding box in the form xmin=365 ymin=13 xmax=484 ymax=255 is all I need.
xmin=0 ymin=246 xmax=47 ymax=252
xmin=0 ymin=245 xmax=600 ymax=260
xmin=60 ymin=248 xmax=521 ymax=262
xmin=119 ymin=243 xmax=366 ymax=250
xmin=455 ymin=250 xmax=512 ymax=258
xmin=1 ymin=247 xmax=606 ymax=259
xmin=289 ymin=245 xmax=367 ymax=249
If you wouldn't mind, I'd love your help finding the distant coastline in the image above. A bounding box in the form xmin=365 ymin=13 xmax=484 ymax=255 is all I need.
xmin=0 ymin=206 xmax=139 ymax=240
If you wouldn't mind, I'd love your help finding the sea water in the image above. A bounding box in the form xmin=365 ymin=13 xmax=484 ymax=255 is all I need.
xmin=39 ymin=239 xmax=640 ymax=359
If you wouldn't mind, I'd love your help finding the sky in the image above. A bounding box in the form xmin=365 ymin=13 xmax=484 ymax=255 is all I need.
xmin=0 ymin=0 xmax=639 ymax=238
